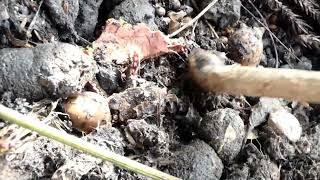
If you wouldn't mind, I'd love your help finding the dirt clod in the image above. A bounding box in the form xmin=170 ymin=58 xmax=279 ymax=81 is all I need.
xmin=126 ymin=119 xmax=169 ymax=156
xmin=198 ymin=108 xmax=245 ymax=163
xmin=108 ymin=82 xmax=167 ymax=122
xmin=169 ymin=139 xmax=224 ymax=180
xmin=0 ymin=42 xmax=95 ymax=101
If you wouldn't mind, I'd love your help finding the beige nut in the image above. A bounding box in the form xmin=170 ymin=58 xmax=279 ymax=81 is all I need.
xmin=64 ymin=91 xmax=111 ymax=134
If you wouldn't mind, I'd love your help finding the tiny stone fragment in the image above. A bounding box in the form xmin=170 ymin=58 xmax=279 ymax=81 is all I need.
xmin=268 ymin=110 xmax=302 ymax=142
xmin=0 ymin=1 xmax=9 ymax=21
xmin=155 ymin=4 xmax=166 ymax=17
xmin=96 ymin=65 xmax=122 ymax=94
xmin=169 ymin=0 xmax=181 ymax=10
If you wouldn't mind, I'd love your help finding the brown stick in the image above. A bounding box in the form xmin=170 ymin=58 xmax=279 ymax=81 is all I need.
xmin=189 ymin=49 xmax=320 ymax=102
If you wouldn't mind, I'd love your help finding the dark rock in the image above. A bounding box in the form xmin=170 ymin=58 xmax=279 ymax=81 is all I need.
xmin=170 ymin=139 xmax=224 ymax=179
xmin=96 ymin=65 xmax=122 ymax=94
xmin=43 ymin=0 xmax=79 ymax=43
xmin=99 ymin=0 xmax=124 ymax=14
xmin=198 ymin=0 xmax=241 ymax=29
xmin=198 ymin=108 xmax=245 ymax=163
xmin=75 ymin=0 xmax=104 ymax=40
xmin=109 ymin=0 xmax=158 ymax=30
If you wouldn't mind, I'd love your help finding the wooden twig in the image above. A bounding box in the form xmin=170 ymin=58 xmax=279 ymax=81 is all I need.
xmin=168 ymin=0 xmax=219 ymax=38
xmin=189 ymin=49 xmax=320 ymax=102
xmin=0 ymin=104 xmax=180 ymax=180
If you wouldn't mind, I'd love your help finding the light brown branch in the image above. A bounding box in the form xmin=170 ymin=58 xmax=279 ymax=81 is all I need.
xmin=189 ymin=49 xmax=320 ymax=102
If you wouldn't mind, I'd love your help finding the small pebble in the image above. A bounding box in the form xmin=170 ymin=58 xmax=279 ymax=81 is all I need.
xmin=155 ymin=4 xmax=166 ymax=16
xmin=268 ymin=110 xmax=302 ymax=142
xmin=169 ymin=0 xmax=181 ymax=10
xmin=180 ymin=5 xmax=193 ymax=15
xmin=219 ymin=36 xmax=228 ymax=44
xmin=160 ymin=17 xmax=171 ymax=25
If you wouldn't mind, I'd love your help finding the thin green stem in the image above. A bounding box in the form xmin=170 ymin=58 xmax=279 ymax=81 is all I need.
xmin=0 ymin=104 xmax=180 ymax=180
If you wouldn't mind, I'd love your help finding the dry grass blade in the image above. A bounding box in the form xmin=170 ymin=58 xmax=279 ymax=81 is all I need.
xmin=266 ymin=0 xmax=312 ymax=34
xmin=291 ymin=0 xmax=320 ymax=22
xmin=297 ymin=34 xmax=320 ymax=49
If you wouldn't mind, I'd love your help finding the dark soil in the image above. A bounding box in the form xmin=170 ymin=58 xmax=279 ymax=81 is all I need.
xmin=0 ymin=0 xmax=320 ymax=179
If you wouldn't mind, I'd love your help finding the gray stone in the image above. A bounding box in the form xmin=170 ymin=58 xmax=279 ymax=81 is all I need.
xmin=198 ymin=0 xmax=241 ymax=28
xmin=75 ymin=0 xmax=104 ymax=40
xmin=109 ymin=0 xmax=158 ymax=30
xmin=249 ymin=97 xmax=286 ymax=128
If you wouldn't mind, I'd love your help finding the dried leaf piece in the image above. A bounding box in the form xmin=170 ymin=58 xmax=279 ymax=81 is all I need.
xmin=94 ymin=19 xmax=168 ymax=59
xmin=93 ymin=18 xmax=186 ymax=65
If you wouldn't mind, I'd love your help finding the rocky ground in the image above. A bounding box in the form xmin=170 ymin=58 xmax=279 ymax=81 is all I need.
xmin=0 ymin=0 xmax=320 ymax=179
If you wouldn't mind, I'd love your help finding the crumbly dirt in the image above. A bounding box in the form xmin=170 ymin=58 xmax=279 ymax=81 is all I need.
xmin=0 ymin=0 xmax=320 ymax=179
